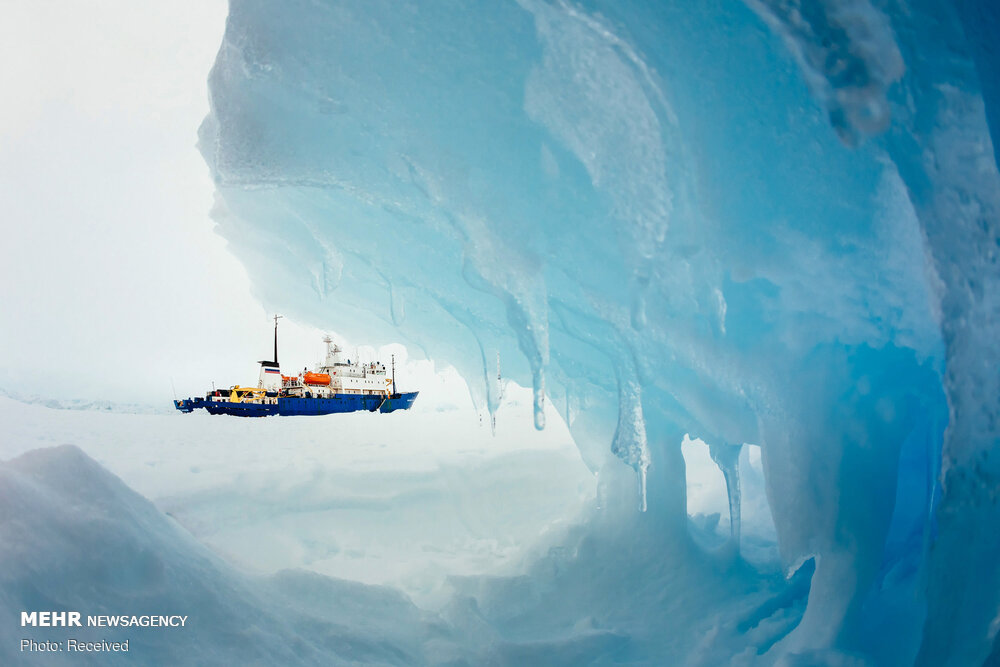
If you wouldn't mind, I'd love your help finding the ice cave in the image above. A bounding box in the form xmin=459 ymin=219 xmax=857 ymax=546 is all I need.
xmin=2 ymin=0 xmax=999 ymax=665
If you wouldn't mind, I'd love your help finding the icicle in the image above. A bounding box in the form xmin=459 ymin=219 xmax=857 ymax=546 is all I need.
xmin=453 ymin=211 xmax=549 ymax=434
xmin=611 ymin=376 xmax=650 ymax=511
xmin=637 ymin=463 xmax=648 ymax=512
xmin=496 ymin=351 xmax=504 ymax=402
xmin=708 ymin=442 xmax=742 ymax=550
xmin=532 ymin=367 xmax=546 ymax=430
xmin=477 ymin=345 xmax=501 ymax=435
xmin=513 ymin=305 xmax=548 ymax=432
xmin=489 ymin=351 xmax=503 ymax=435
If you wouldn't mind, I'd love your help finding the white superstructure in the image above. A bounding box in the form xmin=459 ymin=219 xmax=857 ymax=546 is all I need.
xmin=283 ymin=335 xmax=393 ymax=398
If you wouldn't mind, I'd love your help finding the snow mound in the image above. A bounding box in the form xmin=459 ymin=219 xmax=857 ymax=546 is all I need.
xmin=0 ymin=445 xmax=469 ymax=665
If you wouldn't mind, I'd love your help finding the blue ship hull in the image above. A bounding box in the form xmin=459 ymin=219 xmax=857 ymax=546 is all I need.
xmin=174 ymin=392 xmax=418 ymax=417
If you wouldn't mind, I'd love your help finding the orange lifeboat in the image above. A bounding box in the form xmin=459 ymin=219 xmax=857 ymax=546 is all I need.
xmin=303 ymin=372 xmax=331 ymax=385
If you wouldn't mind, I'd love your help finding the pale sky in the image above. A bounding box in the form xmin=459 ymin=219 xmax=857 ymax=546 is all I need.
xmin=0 ymin=1 xmax=444 ymax=406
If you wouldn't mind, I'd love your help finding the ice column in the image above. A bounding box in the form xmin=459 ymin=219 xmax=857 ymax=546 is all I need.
xmin=709 ymin=442 xmax=743 ymax=552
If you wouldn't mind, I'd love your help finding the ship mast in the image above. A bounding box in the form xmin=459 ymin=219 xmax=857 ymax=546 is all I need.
xmin=391 ymin=354 xmax=396 ymax=394
xmin=273 ymin=314 xmax=283 ymax=364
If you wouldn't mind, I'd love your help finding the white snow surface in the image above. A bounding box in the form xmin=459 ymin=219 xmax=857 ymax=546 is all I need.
xmin=0 ymin=390 xmax=594 ymax=609
xmin=1 ymin=395 xmax=792 ymax=665
xmin=0 ymin=441 xmax=473 ymax=666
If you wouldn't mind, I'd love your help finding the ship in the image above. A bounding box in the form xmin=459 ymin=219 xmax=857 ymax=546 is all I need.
xmin=174 ymin=316 xmax=418 ymax=417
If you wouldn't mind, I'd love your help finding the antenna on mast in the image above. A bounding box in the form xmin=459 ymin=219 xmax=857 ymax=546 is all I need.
xmin=273 ymin=314 xmax=283 ymax=364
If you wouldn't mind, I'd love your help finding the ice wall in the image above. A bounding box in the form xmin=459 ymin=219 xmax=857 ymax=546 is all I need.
xmin=745 ymin=2 xmax=1000 ymax=663
xmin=199 ymin=0 xmax=998 ymax=662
